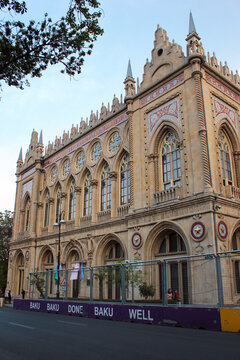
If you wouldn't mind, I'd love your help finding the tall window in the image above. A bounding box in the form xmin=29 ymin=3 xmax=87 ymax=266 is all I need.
xmin=219 ymin=130 xmax=233 ymax=186
xmin=120 ymin=153 xmax=130 ymax=205
xmin=69 ymin=179 xmax=76 ymax=220
xmin=44 ymin=191 xmax=50 ymax=227
xmin=101 ymin=163 xmax=111 ymax=211
xmin=55 ymin=187 xmax=62 ymax=222
xmin=161 ymin=132 xmax=181 ymax=190
xmin=156 ymin=231 xmax=188 ymax=304
xmin=24 ymin=197 xmax=31 ymax=231
xmin=83 ymin=172 xmax=92 ymax=216
xmin=232 ymin=231 xmax=240 ymax=294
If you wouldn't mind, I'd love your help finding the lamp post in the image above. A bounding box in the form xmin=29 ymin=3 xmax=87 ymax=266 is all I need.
xmin=53 ymin=211 xmax=66 ymax=299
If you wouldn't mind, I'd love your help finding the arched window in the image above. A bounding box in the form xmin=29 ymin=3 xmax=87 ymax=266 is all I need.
xmin=155 ymin=230 xmax=188 ymax=304
xmin=69 ymin=179 xmax=76 ymax=220
xmin=107 ymin=241 xmax=124 ymax=260
xmin=24 ymin=197 xmax=31 ymax=231
xmin=101 ymin=163 xmax=111 ymax=211
xmin=55 ymin=187 xmax=62 ymax=222
xmin=232 ymin=230 xmax=240 ymax=294
xmin=83 ymin=172 xmax=92 ymax=216
xmin=43 ymin=250 xmax=54 ymax=295
xmin=44 ymin=191 xmax=50 ymax=227
xmin=120 ymin=153 xmax=130 ymax=205
xmin=219 ymin=130 xmax=233 ymax=186
xmin=16 ymin=253 xmax=24 ymax=295
xmin=161 ymin=132 xmax=181 ymax=190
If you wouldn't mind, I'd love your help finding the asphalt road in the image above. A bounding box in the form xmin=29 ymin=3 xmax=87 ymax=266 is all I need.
xmin=0 ymin=308 xmax=239 ymax=360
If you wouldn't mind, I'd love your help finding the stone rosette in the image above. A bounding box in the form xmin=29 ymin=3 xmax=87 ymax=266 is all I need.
xmin=132 ymin=233 xmax=142 ymax=249
xmin=218 ymin=221 xmax=228 ymax=241
xmin=191 ymin=221 xmax=206 ymax=242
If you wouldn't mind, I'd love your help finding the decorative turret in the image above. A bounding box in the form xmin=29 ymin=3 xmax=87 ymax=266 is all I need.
xmin=186 ymin=12 xmax=204 ymax=57
xmin=16 ymin=147 xmax=23 ymax=173
xmin=23 ymin=129 xmax=44 ymax=167
xmin=124 ymin=60 xmax=136 ymax=98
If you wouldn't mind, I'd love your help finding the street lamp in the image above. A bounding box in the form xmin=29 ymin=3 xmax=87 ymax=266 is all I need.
xmin=53 ymin=211 xmax=66 ymax=299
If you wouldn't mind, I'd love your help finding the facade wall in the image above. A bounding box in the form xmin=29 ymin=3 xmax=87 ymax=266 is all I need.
xmin=7 ymin=24 xmax=240 ymax=305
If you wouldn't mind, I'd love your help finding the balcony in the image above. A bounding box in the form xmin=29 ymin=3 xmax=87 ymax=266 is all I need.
xmin=153 ymin=186 xmax=182 ymax=204
xmin=80 ymin=215 xmax=92 ymax=225
xmin=97 ymin=209 xmax=111 ymax=222
xmin=117 ymin=204 xmax=130 ymax=217
xmin=224 ymin=185 xmax=240 ymax=200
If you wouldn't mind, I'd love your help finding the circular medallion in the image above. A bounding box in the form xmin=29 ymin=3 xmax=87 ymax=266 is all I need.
xmin=218 ymin=221 xmax=228 ymax=240
xmin=25 ymin=250 xmax=29 ymax=261
xmin=132 ymin=233 xmax=142 ymax=248
xmin=191 ymin=221 xmax=206 ymax=241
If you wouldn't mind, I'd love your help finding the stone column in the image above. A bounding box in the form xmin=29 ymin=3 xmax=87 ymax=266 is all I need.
xmin=147 ymin=154 xmax=158 ymax=205
xmin=48 ymin=197 xmax=54 ymax=233
xmin=61 ymin=192 xmax=67 ymax=219
xmin=192 ymin=60 xmax=212 ymax=190
xmin=233 ymin=151 xmax=240 ymax=188
xmin=75 ymin=186 xmax=81 ymax=226
xmin=110 ymin=171 xmax=118 ymax=217
xmin=90 ymin=179 xmax=98 ymax=222
xmin=37 ymin=202 xmax=43 ymax=235
xmin=30 ymin=166 xmax=41 ymax=235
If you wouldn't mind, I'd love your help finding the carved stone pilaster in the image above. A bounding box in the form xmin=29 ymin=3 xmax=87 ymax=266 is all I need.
xmin=193 ymin=70 xmax=211 ymax=189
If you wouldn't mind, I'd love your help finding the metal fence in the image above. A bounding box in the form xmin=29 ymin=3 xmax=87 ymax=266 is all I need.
xmin=28 ymin=251 xmax=240 ymax=307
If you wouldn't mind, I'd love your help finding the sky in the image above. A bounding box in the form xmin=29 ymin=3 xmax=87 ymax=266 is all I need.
xmin=1 ymin=0 xmax=240 ymax=212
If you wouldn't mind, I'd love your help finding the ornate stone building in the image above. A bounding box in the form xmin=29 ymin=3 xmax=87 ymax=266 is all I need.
xmin=7 ymin=14 xmax=240 ymax=304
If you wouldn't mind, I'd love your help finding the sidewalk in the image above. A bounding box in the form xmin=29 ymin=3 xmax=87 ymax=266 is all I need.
xmin=3 ymin=302 xmax=13 ymax=308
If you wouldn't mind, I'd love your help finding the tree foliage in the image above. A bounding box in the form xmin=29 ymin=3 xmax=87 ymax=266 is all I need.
xmin=0 ymin=0 xmax=103 ymax=89
xmin=138 ymin=282 xmax=155 ymax=300
xmin=0 ymin=210 xmax=13 ymax=294
xmin=31 ymin=269 xmax=45 ymax=298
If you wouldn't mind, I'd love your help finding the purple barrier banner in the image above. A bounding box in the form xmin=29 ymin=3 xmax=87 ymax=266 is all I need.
xmin=13 ymin=299 xmax=221 ymax=331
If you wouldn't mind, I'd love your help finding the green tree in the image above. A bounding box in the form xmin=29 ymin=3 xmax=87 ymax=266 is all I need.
xmin=138 ymin=282 xmax=155 ymax=301
xmin=0 ymin=0 xmax=103 ymax=89
xmin=31 ymin=269 xmax=45 ymax=298
xmin=0 ymin=210 xmax=13 ymax=295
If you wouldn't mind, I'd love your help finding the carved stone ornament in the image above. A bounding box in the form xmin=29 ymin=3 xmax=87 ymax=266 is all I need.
xmin=218 ymin=221 xmax=228 ymax=241
xmin=25 ymin=249 xmax=29 ymax=261
xmin=191 ymin=221 xmax=206 ymax=242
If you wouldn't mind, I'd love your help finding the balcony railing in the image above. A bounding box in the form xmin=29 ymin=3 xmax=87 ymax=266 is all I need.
xmin=117 ymin=204 xmax=130 ymax=217
xmin=97 ymin=209 xmax=111 ymax=221
xmin=224 ymin=185 xmax=240 ymax=200
xmin=153 ymin=186 xmax=182 ymax=204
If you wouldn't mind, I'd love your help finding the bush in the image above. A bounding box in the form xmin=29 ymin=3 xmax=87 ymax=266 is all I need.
xmin=138 ymin=282 xmax=155 ymax=300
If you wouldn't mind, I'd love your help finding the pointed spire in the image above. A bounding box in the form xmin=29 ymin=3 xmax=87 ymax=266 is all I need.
xmin=189 ymin=11 xmax=197 ymax=35
xmin=38 ymin=130 xmax=43 ymax=145
xmin=126 ymin=59 xmax=133 ymax=79
xmin=18 ymin=147 xmax=23 ymax=161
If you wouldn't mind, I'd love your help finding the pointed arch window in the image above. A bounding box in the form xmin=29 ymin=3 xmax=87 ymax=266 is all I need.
xmin=75 ymin=150 xmax=85 ymax=171
xmin=24 ymin=197 xmax=31 ymax=231
xmin=219 ymin=130 xmax=233 ymax=186
xmin=44 ymin=191 xmax=50 ymax=227
xmin=101 ymin=163 xmax=111 ymax=211
xmin=161 ymin=132 xmax=181 ymax=190
xmin=69 ymin=179 xmax=76 ymax=220
xmin=55 ymin=187 xmax=62 ymax=222
xmin=83 ymin=172 xmax=92 ymax=216
xmin=120 ymin=153 xmax=130 ymax=205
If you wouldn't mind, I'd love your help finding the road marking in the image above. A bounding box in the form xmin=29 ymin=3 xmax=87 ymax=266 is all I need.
xmin=9 ymin=322 xmax=35 ymax=330
xmin=58 ymin=320 xmax=87 ymax=327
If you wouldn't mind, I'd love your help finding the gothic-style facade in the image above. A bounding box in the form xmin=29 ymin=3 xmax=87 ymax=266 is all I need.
xmin=7 ymin=14 xmax=240 ymax=304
